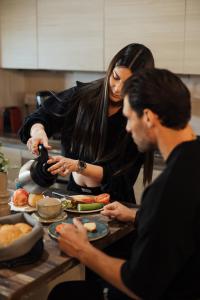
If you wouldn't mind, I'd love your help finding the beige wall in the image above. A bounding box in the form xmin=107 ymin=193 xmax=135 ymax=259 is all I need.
xmin=0 ymin=68 xmax=199 ymax=133
xmin=0 ymin=69 xmax=25 ymax=107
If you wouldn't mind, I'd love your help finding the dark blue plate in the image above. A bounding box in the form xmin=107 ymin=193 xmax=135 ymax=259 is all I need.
xmin=48 ymin=217 xmax=109 ymax=241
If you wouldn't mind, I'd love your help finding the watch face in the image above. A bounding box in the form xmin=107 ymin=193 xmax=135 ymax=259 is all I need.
xmin=77 ymin=160 xmax=87 ymax=173
xmin=79 ymin=160 xmax=86 ymax=168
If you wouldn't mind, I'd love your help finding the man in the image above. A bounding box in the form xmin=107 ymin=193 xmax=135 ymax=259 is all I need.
xmin=49 ymin=69 xmax=200 ymax=300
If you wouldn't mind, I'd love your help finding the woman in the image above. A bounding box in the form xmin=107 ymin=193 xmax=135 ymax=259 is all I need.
xmin=19 ymin=43 xmax=155 ymax=203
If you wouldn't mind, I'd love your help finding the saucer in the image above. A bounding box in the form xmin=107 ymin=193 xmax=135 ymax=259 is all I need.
xmin=31 ymin=211 xmax=68 ymax=224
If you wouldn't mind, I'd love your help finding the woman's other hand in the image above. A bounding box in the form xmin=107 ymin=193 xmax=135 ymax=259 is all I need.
xmin=101 ymin=201 xmax=137 ymax=223
xmin=47 ymin=155 xmax=78 ymax=176
xmin=27 ymin=123 xmax=51 ymax=155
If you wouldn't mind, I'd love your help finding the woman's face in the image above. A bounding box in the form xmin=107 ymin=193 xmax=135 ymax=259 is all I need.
xmin=109 ymin=66 xmax=133 ymax=102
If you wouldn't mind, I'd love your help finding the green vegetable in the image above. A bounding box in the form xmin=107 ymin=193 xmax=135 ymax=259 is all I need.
xmin=61 ymin=199 xmax=76 ymax=209
xmin=0 ymin=144 xmax=9 ymax=172
xmin=77 ymin=203 xmax=104 ymax=211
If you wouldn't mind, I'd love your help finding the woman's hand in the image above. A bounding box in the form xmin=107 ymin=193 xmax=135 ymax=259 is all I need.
xmin=47 ymin=155 xmax=78 ymax=176
xmin=27 ymin=123 xmax=51 ymax=155
xmin=58 ymin=218 xmax=90 ymax=258
xmin=101 ymin=201 xmax=137 ymax=222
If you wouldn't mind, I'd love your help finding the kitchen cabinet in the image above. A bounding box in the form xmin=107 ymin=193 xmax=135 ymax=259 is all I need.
xmin=0 ymin=0 xmax=104 ymax=71
xmin=37 ymin=0 xmax=104 ymax=71
xmin=184 ymin=0 xmax=200 ymax=74
xmin=104 ymin=0 xmax=185 ymax=73
xmin=0 ymin=0 xmax=37 ymax=69
xmin=1 ymin=0 xmax=200 ymax=73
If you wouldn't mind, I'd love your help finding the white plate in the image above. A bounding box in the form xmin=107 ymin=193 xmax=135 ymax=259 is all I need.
xmin=9 ymin=201 xmax=37 ymax=212
xmin=61 ymin=194 xmax=104 ymax=214
xmin=31 ymin=211 xmax=68 ymax=224
xmin=64 ymin=207 xmax=103 ymax=214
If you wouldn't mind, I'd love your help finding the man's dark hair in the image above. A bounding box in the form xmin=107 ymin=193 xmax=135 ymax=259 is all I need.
xmin=122 ymin=69 xmax=191 ymax=129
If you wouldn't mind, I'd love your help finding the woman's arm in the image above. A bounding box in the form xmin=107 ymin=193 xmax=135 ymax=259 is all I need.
xmin=19 ymin=86 xmax=78 ymax=144
xmin=47 ymin=155 xmax=103 ymax=185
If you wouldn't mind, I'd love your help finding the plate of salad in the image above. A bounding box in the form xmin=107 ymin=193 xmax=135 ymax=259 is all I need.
xmin=61 ymin=193 xmax=110 ymax=214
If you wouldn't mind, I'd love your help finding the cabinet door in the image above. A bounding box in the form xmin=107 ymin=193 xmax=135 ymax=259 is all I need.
xmin=105 ymin=0 xmax=185 ymax=73
xmin=0 ymin=0 xmax=37 ymax=69
xmin=38 ymin=0 xmax=104 ymax=71
xmin=184 ymin=0 xmax=200 ymax=74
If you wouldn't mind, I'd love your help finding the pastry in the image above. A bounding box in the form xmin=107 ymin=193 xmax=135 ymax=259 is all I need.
xmin=0 ymin=223 xmax=32 ymax=247
xmin=83 ymin=222 xmax=97 ymax=232
xmin=15 ymin=223 xmax=32 ymax=234
xmin=28 ymin=194 xmax=44 ymax=208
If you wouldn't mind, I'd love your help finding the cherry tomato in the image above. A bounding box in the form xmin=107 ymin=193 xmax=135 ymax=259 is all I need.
xmin=95 ymin=193 xmax=110 ymax=204
xmin=55 ymin=223 xmax=65 ymax=233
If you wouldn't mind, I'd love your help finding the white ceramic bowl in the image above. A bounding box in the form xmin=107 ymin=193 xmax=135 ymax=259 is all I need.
xmin=37 ymin=197 xmax=62 ymax=219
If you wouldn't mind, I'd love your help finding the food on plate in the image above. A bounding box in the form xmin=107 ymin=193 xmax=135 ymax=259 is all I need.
xmin=0 ymin=223 xmax=32 ymax=247
xmin=62 ymin=193 xmax=110 ymax=210
xmin=83 ymin=222 xmax=97 ymax=232
xmin=28 ymin=193 xmax=44 ymax=208
xmin=94 ymin=193 xmax=110 ymax=204
xmin=77 ymin=203 xmax=104 ymax=211
xmin=55 ymin=223 xmax=65 ymax=234
xmin=13 ymin=188 xmax=29 ymax=206
xmin=71 ymin=194 xmax=95 ymax=203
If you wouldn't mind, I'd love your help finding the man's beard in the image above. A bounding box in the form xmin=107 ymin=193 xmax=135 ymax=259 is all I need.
xmin=137 ymin=141 xmax=156 ymax=153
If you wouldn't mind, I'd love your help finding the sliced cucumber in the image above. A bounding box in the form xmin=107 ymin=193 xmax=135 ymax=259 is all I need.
xmin=77 ymin=203 xmax=104 ymax=211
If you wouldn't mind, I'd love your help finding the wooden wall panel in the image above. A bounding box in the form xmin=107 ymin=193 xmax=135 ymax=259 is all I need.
xmin=38 ymin=0 xmax=104 ymax=71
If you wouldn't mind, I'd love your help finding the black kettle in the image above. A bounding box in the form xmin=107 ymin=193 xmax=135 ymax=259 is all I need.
xmin=18 ymin=144 xmax=57 ymax=194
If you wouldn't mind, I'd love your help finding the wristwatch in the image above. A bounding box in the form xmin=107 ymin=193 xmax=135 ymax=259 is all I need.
xmin=76 ymin=160 xmax=87 ymax=173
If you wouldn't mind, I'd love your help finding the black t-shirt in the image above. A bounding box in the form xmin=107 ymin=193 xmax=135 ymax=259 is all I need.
xmin=121 ymin=139 xmax=200 ymax=299
xmin=19 ymin=83 xmax=144 ymax=203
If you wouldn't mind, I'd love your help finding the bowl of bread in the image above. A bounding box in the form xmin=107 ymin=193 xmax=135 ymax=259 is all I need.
xmin=0 ymin=212 xmax=43 ymax=262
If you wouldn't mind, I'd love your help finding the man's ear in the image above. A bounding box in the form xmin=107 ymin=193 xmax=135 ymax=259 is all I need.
xmin=143 ymin=109 xmax=156 ymax=128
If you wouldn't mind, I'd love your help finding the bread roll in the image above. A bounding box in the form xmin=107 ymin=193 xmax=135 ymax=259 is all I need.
xmin=28 ymin=193 xmax=44 ymax=207
xmin=83 ymin=222 xmax=96 ymax=232
xmin=15 ymin=223 xmax=32 ymax=234
xmin=0 ymin=225 xmax=22 ymax=247
xmin=0 ymin=223 xmax=32 ymax=247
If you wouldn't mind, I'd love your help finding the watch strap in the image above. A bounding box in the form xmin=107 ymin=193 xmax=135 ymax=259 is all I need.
xmin=76 ymin=160 xmax=87 ymax=173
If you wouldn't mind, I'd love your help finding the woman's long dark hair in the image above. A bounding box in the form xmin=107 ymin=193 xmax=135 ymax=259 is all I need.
xmin=45 ymin=43 xmax=155 ymax=185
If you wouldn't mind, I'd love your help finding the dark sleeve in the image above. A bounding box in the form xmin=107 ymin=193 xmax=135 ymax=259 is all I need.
xmin=120 ymin=180 xmax=196 ymax=299
xmin=101 ymin=138 xmax=144 ymax=203
xmin=19 ymin=86 xmax=78 ymax=144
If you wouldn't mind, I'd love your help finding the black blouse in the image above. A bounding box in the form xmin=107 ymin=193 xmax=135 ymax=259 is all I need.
xmin=19 ymin=83 xmax=144 ymax=203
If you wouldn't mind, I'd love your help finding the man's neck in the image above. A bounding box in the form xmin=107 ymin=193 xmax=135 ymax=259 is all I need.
xmin=157 ymin=125 xmax=197 ymax=161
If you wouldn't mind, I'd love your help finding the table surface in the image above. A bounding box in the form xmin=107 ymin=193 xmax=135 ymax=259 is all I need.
xmin=0 ymin=202 xmax=135 ymax=300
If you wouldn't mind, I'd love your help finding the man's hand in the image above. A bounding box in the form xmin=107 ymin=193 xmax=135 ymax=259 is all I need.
xmin=58 ymin=218 xmax=91 ymax=258
xmin=101 ymin=201 xmax=137 ymax=222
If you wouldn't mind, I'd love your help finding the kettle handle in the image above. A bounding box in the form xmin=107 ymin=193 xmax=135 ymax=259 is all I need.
xmin=38 ymin=144 xmax=49 ymax=163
